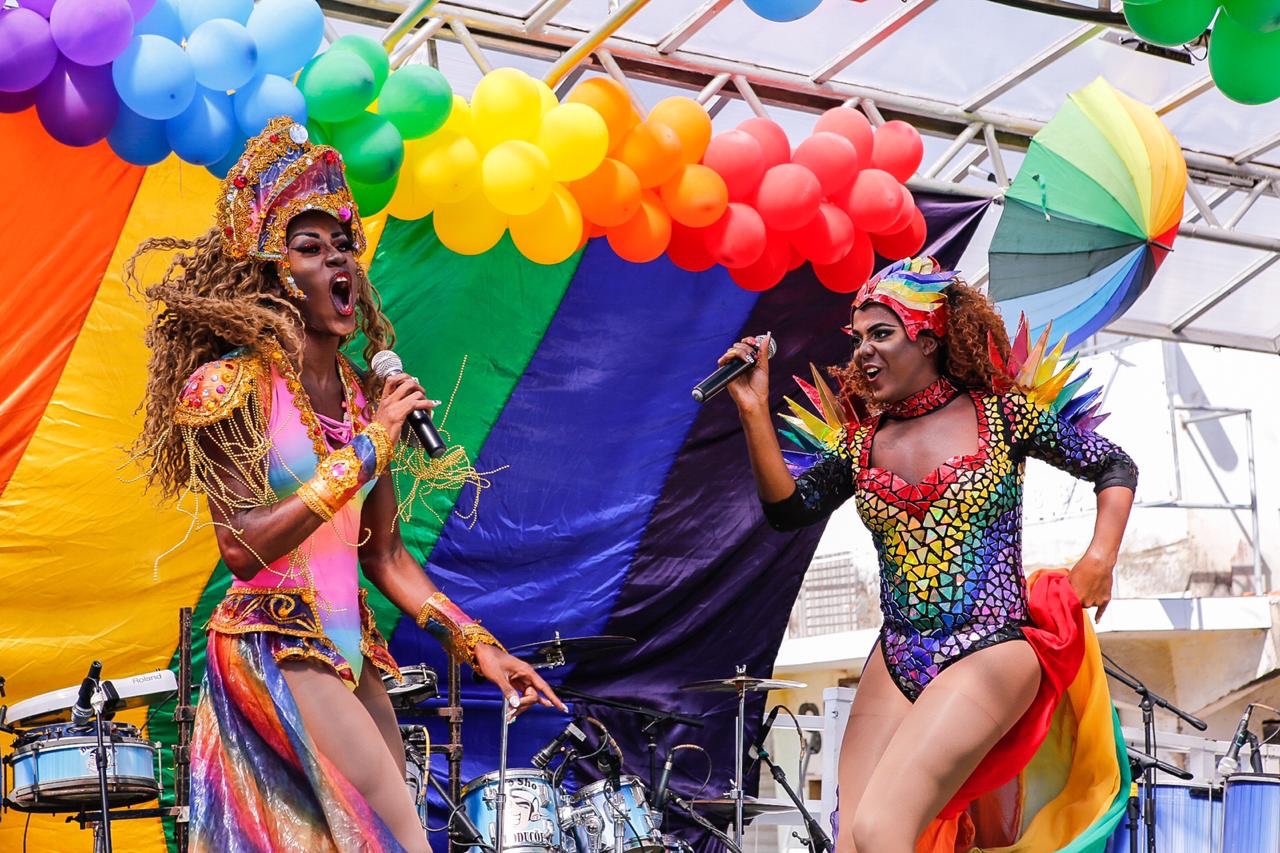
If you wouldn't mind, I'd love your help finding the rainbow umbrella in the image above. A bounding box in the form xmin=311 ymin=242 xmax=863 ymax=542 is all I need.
xmin=989 ymin=77 xmax=1186 ymax=348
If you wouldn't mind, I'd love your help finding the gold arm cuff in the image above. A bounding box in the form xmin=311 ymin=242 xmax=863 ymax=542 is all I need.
xmin=414 ymin=592 xmax=506 ymax=666
xmin=362 ymin=422 xmax=394 ymax=476
xmin=295 ymin=481 xmax=335 ymax=521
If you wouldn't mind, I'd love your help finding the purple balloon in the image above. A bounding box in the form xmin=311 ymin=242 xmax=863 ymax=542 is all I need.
xmin=0 ymin=88 xmax=37 ymax=114
xmin=35 ymin=56 xmax=120 ymax=147
xmin=51 ymin=0 xmax=135 ymax=67
xmin=18 ymin=0 xmax=56 ymax=17
xmin=0 ymin=8 xmax=57 ymax=93
xmin=128 ymin=0 xmax=158 ymax=18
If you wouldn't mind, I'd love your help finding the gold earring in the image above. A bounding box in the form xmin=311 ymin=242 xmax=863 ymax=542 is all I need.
xmin=279 ymin=263 xmax=306 ymax=300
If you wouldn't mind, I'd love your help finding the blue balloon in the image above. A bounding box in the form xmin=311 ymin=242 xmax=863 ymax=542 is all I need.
xmin=742 ymin=0 xmax=822 ymax=22
xmin=177 ymin=0 xmax=252 ymax=35
xmin=206 ymin=134 xmax=247 ymax=179
xmin=113 ymin=34 xmax=196 ymax=120
xmin=233 ymin=73 xmax=306 ymax=136
xmin=108 ymin=103 xmax=171 ymax=165
xmin=186 ymin=18 xmax=258 ymax=91
xmin=247 ymin=0 xmax=323 ymax=77
xmin=133 ymin=0 xmax=182 ymax=43
xmin=166 ymin=87 xmax=237 ymax=165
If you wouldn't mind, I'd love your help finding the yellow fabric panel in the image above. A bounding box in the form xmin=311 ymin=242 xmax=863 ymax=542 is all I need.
xmin=1116 ymin=92 xmax=1187 ymax=237
xmin=1072 ymin=78 xmax=1154 ymax=233
xmin=0 ymin=158 xmax=224 ymax=853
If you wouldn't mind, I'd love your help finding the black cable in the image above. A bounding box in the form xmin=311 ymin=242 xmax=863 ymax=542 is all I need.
xmin=24 ymin=811 xmax=31 ymax=853
xmin=772 ymin=704 xmax=808 ymax=782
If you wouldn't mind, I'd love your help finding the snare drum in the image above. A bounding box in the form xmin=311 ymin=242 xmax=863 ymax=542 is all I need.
xmin=461 ymin=769 xmax=564 ymax=853
xmin=1222 ymin=773 xmax=1280 ymax=852
xmin=3 ymin=722 xmax=160 ymax=812
xmin=383 ymin=664 xmax=439 ymax=712
xmin=569 ymin=777 xmax=663 ymax=853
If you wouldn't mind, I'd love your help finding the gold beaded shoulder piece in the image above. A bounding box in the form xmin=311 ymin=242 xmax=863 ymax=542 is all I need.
xmin=174 ymin=351 xmax=265 ymax=428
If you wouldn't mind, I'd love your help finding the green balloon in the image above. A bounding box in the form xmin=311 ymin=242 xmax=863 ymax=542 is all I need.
xmin=378 ymin=65 xmax=453 ymax=140
xmin=1124 ymin=0 xmax=1217 ymax=46
xmin=1224 ymin=0 xmax=1280 ymax=31
xmin=298 ymin=50 xmax=377 ymax=123
xmin=329 ymin=35 xmax=390 ymax=94
xmin=349 ymin=172 xmax=398 ymax=216
xmin=306 ymin=119 xmax=330 ymax=145
xmin=1210 ymin=12 xmax=1280 ymax=104
xmin=329 ymin=111 xmax=405 ymax=185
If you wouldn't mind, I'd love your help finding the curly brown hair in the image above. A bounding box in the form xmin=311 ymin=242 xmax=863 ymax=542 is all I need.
xmin=832 ymin=280 xmax=1012 ymax=410
xmin=126 ymin=228 xmax=394 ymax=500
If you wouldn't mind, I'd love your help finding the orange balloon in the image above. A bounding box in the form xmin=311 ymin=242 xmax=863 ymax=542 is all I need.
xmin=648 ymin=96 xmax=712 ymax=164
xmin=568 ymin=158 xmax=642 ymax=227
xmin=566 ymin=77 xmax=637 ymax=152
xmin=607 ymin=191 xmax=671 ymax=264
xmin=617 ymin=120 xmax=683 ymax=188
xmin=659 ymin=164 xmax=729 ymax=228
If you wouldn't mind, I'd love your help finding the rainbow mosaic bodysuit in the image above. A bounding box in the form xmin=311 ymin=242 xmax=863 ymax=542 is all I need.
xmin=764 ymin=383 xmax=1137 ymax=701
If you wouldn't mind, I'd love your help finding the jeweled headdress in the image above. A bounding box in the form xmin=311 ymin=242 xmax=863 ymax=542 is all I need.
xmin=848 ymin=256 xmax=955 ymax=340
xmin=215 ymin=116 xmax=366 ymax=261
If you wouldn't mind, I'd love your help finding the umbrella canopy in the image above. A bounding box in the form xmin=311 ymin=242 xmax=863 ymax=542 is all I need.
xmin=989 ymin=77 xmax=1186 ymax=348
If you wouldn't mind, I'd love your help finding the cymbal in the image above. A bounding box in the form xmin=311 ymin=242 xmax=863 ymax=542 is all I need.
xmin=509 ymin=634 xmax=636 ymax=665
xmin=690 ymin=798 xmax=798 ymax=818
xmin=678 ymin=675 xmax=806 ymax=693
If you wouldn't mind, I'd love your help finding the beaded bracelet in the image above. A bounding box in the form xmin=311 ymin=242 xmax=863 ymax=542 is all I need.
xmin=415 ymin=591 xmax=505 ymax=666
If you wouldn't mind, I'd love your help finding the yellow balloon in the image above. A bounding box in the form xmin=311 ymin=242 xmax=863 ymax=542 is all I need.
xmin=536 ymin=79 xmax=559 ymax=115
xmin=471 ymin=67 xmax=542 ymax=149
xmin=433 ymin=193 xmax=508 ymax=256
xmin=421 ymin=131 xmax=481 ymax=204
xmin=510 ymin=184 xmax=584 ymax=265
xmin=385 ymin=138 xmax=437 ymax=220
xmin=536 ymin=103 xmax=609 ymax=183
xmin=482 ymin=140 xmax=553 ymax=216
xmin=442 ymin=94 xmax=472 ymax=137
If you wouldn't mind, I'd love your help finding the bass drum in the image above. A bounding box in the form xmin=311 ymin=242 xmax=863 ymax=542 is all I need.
xmin=1222 ymin=773 xmax=1280 ymax=853
xmin=3 ymin=722 xmax=160 ymax=813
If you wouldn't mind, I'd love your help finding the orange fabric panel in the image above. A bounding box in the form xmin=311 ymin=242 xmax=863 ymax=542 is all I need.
xmin=0 ymin=109 xmax=143 ymax=494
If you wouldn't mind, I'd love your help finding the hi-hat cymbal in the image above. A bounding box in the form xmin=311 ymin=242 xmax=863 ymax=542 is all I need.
xmin=678 ymin=675 xmax=806 ymax=693
xmin=690 ymin=798 xmax=798 ymax=819
xmin=509 ymin=634 xmax=636 ymax=665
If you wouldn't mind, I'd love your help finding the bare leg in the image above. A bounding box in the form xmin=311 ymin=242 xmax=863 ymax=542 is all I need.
xmin=835 ymin=645 xmax=913 ymax=853
xmin=279 ymin=659 xmax=429 ymax=853
xmin=849 ymin=640 xmax=1042 ymax=853
xmin=354 ymin=658 xmax=407 ymax=771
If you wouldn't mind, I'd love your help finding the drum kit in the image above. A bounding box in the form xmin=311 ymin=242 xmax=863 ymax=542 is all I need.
xmin=379 ymin=632 xmax=817 ymax=853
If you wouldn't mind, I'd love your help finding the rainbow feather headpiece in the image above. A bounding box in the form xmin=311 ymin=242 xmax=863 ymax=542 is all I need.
xmin=780 ymin=314 xmax=1110 ymax=477
xmin=848 ymin=256 xmax=954 ymax=340
xmin=215 ymin=116 xmax=366 ymax=262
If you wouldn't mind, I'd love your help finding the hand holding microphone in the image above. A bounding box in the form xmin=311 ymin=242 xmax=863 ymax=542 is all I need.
xmin=695 ymin=333 xmax=776 ymax=408
xmin=370 ymin=350 xmax=446 ymax=458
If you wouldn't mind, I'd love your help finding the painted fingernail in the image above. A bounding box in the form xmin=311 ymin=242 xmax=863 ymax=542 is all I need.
xmin=431 ymin=399 xmax=442 ymax=406
xmin=508 ymin=694 xmax=520 ymax=709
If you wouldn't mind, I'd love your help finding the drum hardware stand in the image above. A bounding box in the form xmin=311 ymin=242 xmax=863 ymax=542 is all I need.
xmin=747 ymin=741 xmax=830 ymax=853
xmin=494 ymin=692 xmax=517 ymax=853
xmin=430 ymin=654 xmax=466 ymax=853
xmin=1105 ymin=655 xmax=1206 ymax=853
xmin=668 ymin=795 xmax=743 ymax=853
xmin=89 ymin=671 xmax=114 ymax=853
xmin=731 ymin=664 xmax=747 ymax=849
xmin=422 ymin=771 xmax=490 ymax=850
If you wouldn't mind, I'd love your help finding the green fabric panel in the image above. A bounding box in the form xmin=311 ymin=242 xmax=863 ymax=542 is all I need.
xmin=1007 ymin=141 xmax=1145 ymax=239
xmin=352 ymin=216 xmax=584 ymax=630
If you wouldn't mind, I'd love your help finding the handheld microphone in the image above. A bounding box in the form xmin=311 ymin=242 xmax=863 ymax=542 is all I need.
xmin=71 ymin=660 xmax=102 ymax=728
xmin=531 ymin=720 xmax=587 ymax=769
xmin=692 ymin=334 xmax=777 ymax=403
xmin=370 ymin=350 xmax=447 ymax=459
xmin=1217 ymin=703 xmax=1255 ymax=776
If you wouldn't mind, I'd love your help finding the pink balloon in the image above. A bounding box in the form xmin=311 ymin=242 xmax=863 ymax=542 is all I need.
xmin=756 ymin=163 xmax=821 ymax=231
xmin=814 ymin=106 xmax=874 ymax=164
xmin=0 ymin=8 xmax=57 ymax=93
xmin=791 ymin=131 xmax=859 ymax=196
xmin=836 ymin=168 xmax=906 ymax=234
xmin=871 ymin=206 xmax=927 ymax=260
xmin=704 ymin=202 xmax=767 ymax=269
xmin=702 ymin=129 xmax=766 ymax=203
xmin=667 ymin=222 xmax=717 ymax=273
xmin=871 ymin=120 xmax=924 ymax=183
xmin=814 ymin=230 xmax=875 ymax=293
xmin=789 ymin=202 xmax=855 ymax=265
xmin=729 ymin=229 xmax=790 ymax=291
xmin=738 ymin=117 xmax=790 ymax=169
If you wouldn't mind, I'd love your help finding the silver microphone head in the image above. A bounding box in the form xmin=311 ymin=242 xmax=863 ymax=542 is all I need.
xmin=756 ymin=335 xmax=778 ymax=358
xmin=370 ymin=350 xmax=403 ymax=379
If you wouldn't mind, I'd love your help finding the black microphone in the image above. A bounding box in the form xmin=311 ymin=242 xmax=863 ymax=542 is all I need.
xmin=751 ymin=705 xmax=781 ymax=755
xmin=532 ymin=720 xmax=587 ymax=769
xmin=71 ymin=660 xmax=102 ymax=728
xmin=596 ymin=728 xmax=623 ymax=788
xmin=369 ymin=350 xmax=447 ymax=459
xmin=1218 ymin=703 xmax=1255 ymax=776
xmin=653 ymin=750 xmax=676 ymax=812
xmin=692 ymin=334 xmax=777 ymax=403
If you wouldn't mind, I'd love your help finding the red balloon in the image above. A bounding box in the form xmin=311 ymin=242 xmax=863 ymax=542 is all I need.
xmin=814 ymin=230 xmax=874 ymax=293
xmin=704 ymin=202 xmax=767 ymax=268
xmin=871 ymin=120 xmax=924 ymax=184
xmin=737 ymin=117 xmax=790 ymax=170
xmin=881 ymin=185 xmax=916 ymax=234
xmin=791 ymin=131 xmax=859 ymax=197
xmin=756 ymin=163 xmax=821 ymax=232
xmin=702 ymin=129 xmax=765 ymax=203
xmin=871 ymin=206 xmax=927 ymax=260
xmin=814 ymin=107 xmax=874 ymax=165
xmin=836 ymin=168 xmax=906 ymax=234
xmin=729 ymin=230 xmax=790 ymax=291
xmin=667 ymin=221 xmax=716 ymax=272
xmin=789 ymin=202 xmax=854 ymax=265
xmin=787 ymin=245 xmax=806 ymax=271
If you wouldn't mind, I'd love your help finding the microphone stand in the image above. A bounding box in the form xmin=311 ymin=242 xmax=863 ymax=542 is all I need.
xmin=90 ymin=675 xmax=114 ymax=853
xmin=669 ymin=795 xmax=744 ymax=853
xmin=749 ymin=743 xmax=831 ymax=853
xmin=1105 ymin=655 xmax=1207 ymax=853
xmin=424 ymin=771 xmax=492 ymax=851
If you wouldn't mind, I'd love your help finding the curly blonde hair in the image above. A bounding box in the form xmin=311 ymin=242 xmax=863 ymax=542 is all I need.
xmin=126 ymin=228 xmax=394 ymax=500
xmin=832 ymin=280 xmax=1012 ymax=410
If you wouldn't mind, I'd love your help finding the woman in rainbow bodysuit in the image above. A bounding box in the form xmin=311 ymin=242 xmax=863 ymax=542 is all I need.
xmin=130 ymin=118 xmax=563 ymax=853
xmin=721 ymin=258 xmax=1138 ymax=852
